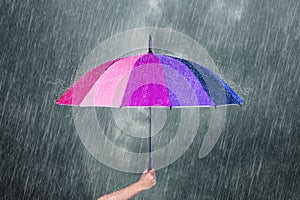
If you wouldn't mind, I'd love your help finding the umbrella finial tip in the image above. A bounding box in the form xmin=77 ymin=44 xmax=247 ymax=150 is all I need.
xmin=148 ymin=35 xmax=153 ymax=53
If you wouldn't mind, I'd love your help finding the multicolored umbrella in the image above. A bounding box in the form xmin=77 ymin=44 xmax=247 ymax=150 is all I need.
xmin=56 ymin=36 xmax=244 ymax=170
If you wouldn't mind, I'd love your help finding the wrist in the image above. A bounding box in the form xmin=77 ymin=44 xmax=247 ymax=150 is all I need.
xmin=135 ymin=180 xmax=146 ymax=191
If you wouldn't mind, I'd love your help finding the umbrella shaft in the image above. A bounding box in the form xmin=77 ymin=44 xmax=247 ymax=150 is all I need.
xmin=148 ymin=107 xmax=152 ymax=171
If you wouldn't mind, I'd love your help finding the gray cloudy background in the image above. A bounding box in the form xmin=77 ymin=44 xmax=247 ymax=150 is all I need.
xmin=1 ymin=0 xmax=300 ymax=199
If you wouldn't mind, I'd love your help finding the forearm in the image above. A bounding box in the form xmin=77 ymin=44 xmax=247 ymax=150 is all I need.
xmin=98 ymin=181 xmax=144 ymax=200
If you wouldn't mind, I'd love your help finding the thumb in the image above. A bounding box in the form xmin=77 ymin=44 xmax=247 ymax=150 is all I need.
xmin=149 ymin=169 xmax=156 ymax=176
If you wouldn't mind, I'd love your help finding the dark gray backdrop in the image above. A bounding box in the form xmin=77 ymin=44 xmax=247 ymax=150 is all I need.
xmin=1 ymin=0 xmax=299 ymax=199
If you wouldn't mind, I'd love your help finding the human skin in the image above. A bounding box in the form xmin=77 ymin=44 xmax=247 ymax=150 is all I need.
xmin=97 ymin=169 xmax=156 ymax=200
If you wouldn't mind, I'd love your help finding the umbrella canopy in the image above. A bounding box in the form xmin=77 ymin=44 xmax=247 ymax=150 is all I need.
xmin=56 ymin=53 xmax=244 ymax=107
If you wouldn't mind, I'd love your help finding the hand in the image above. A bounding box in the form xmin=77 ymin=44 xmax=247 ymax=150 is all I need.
xmin=137 ymin=169 xmax=156 ymax=190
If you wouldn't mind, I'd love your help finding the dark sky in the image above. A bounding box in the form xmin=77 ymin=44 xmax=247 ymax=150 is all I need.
xmin=1 ymin=0 xmax=299 ymax=199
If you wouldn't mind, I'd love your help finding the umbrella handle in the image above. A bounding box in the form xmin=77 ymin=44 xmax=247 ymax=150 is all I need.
xmin=148 ymin=106 xmax=152 ymax=171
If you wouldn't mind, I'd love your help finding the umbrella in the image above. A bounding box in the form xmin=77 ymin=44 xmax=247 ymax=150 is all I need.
xmin=56 ymin=36 xmax=244 ymax=170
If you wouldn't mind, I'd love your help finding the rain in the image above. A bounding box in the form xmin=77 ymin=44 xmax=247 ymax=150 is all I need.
xmin=1 ymin=0 xmax=299 ymax=199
